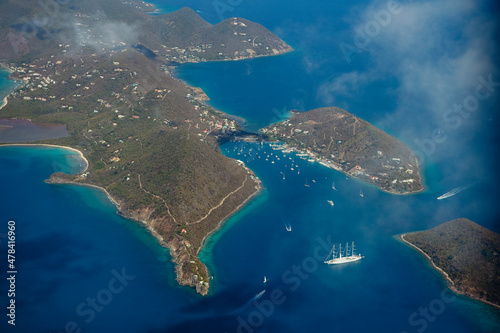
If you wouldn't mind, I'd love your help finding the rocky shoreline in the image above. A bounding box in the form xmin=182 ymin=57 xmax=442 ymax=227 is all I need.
xmin=0 ymin=1 xmax=287 ymax=295
xmin=400 ymin=221 xmax=500 ymax=309
xmin=261 ymin=107 xmax=424 ymax=194
xmin=41 ymin=146 xmax=262 ymax=296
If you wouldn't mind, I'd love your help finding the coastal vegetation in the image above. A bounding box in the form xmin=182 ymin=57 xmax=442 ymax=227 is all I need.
xmin=0 ymin=0 xmax=287 ymax=294
xmin=403 ymin=218 xmax=500 ymax=307
xmin=261 ymin=107 xmax=423 ymax=194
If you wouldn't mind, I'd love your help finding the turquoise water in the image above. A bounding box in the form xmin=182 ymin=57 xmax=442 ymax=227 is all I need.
xmin=0 ymin=146 xmax=197 ymax=333
xmin=0 ymin=69 xmax=22 ymax=108
xmin=1 ymin=0 xmax=500 ymax=332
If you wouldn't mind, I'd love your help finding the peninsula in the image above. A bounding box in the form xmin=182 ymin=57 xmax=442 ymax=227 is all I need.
xmin=0 ymin=0 xmax=291 ymax=295
xmin=401 ymin=218 xmax=500 ymax=308
xmin=261 ymin=107 xmax=423 ymax=194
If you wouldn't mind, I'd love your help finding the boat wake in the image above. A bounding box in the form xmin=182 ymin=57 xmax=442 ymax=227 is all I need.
xmin=251 ymin=289 xmax=266 ymax=302
xmin=284 ymin=221 xmax=292 ymax=231
xmin=228 ymin=290 xmax=266 ymax=315
xmin=280 ymin=212 xmax=292 ymax=231
xmin=437 ymin=182 xmax=477 ymax=200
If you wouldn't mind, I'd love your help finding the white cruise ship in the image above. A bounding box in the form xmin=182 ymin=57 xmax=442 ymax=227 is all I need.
xmin=324 ymin=241 xmax=364 ymax=265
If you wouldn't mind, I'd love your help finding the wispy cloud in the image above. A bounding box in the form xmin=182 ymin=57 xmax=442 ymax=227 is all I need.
xmin=317 ymin=71 xmax=370 ymax=105
xmin=380 ymin=2 xmax=493 ymax=119
xmin=320 ymin=0 xmax=498 ymax=182
xmin=349 ymin=0 xmax=497 ymax=134
xmin=69 ymin=15 xmax=139 ymax=53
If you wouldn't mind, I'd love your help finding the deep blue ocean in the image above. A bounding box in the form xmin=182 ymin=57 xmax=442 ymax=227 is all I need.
xmin=1 ymin=0 xmax=500 ymax=332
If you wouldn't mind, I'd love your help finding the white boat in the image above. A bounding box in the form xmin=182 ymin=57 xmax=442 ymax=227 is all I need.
xmin=327 ymin=200 xmax=334 ymax=207
xmin=324 ymin=242 xmax=364 ymax=265
xmin=437 ymin=183 xmax=476 ymax=200
xmin=359 ymin=189 xmax=364 ymax=197
xmin=332 ymin=180 xmax=337 ymax=191
xmin=263 ymin=276 xmax=267 ymax=284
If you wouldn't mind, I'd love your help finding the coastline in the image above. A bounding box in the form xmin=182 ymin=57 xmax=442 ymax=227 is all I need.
xmin=265 ymin=141 xmax=424 ymax=195
xmin=0 ymin=143 xmax=89 ymax=173
xmin=0 ymin=96 xmax=7 ymax=110
xmin=0 ymin=6 xmax=291 ymax=294
xmin=326 ymin=161 xmax=425 ymax=196
xmin=0 ymin=142 xmax=262 ymax=294
xmin=2 ymin=144 xmax=170 ymax=246
xmin=0 ymin=66 xmax=24 ymax=111
xmin=399 ymin=233 xmax=500 ymax=310
xmin=196 ymin=180 xmax=262 ymax=256
xmin=171 ymin=71 xmax=250 ymax=129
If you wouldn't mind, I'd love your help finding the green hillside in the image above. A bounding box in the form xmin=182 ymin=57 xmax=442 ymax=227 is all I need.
xmin=405 ymin=218 xmax=500 ymax=307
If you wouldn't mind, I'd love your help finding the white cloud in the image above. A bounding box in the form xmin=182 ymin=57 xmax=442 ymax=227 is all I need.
xmin=333 ymin=0 xmax=497 ymax=143
xmin=317 ymin=71 xmax=371 ymax=105
xmin=71 ymin=19 xmax=139 ymax=51
xmin=368 ymin=0 xmax=495 ymax=129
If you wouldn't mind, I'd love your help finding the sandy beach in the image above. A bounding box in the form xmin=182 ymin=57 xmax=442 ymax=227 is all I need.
xmin=0 ymin=66 xmax=24 ymax=110
xmin=0 ymin=143 xmax=89 ymax=173
xmin=0 ymin=96 xmax=8 ymax=110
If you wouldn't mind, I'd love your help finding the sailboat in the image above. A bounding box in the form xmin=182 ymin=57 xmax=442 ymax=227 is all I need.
xmin=332 ymin=180 xmax=337 ymax=191
xmin=324 ymin=241 xmax=364 ymax=265
xmin=359 ymin=189 xmax=364 ymax=197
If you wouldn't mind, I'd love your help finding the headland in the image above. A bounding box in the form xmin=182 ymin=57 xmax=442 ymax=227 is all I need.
xmin=401 ymin=218 xmax=500 ymax=309
xmin=260 ymin=107 xmax=424 ymax=194
xmin=0 ymin=0 xmax=286 ymax=295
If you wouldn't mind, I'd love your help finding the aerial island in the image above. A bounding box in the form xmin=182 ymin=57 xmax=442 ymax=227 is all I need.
xmin=261 ymin=107 xmax=423 ymax=194
xmin=0 ymin=0 xmax=291 ymax=295
xmin=0 ymin=0 xmax=423 ymax=295
xmin=401 ymin=218 xmax=500 ymax=308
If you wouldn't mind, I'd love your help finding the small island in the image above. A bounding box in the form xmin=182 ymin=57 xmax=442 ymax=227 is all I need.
xmin=401 ymin=218 xmax=500 ymax=308
xmin=261 ymin=107 xmax=423 ymax=194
